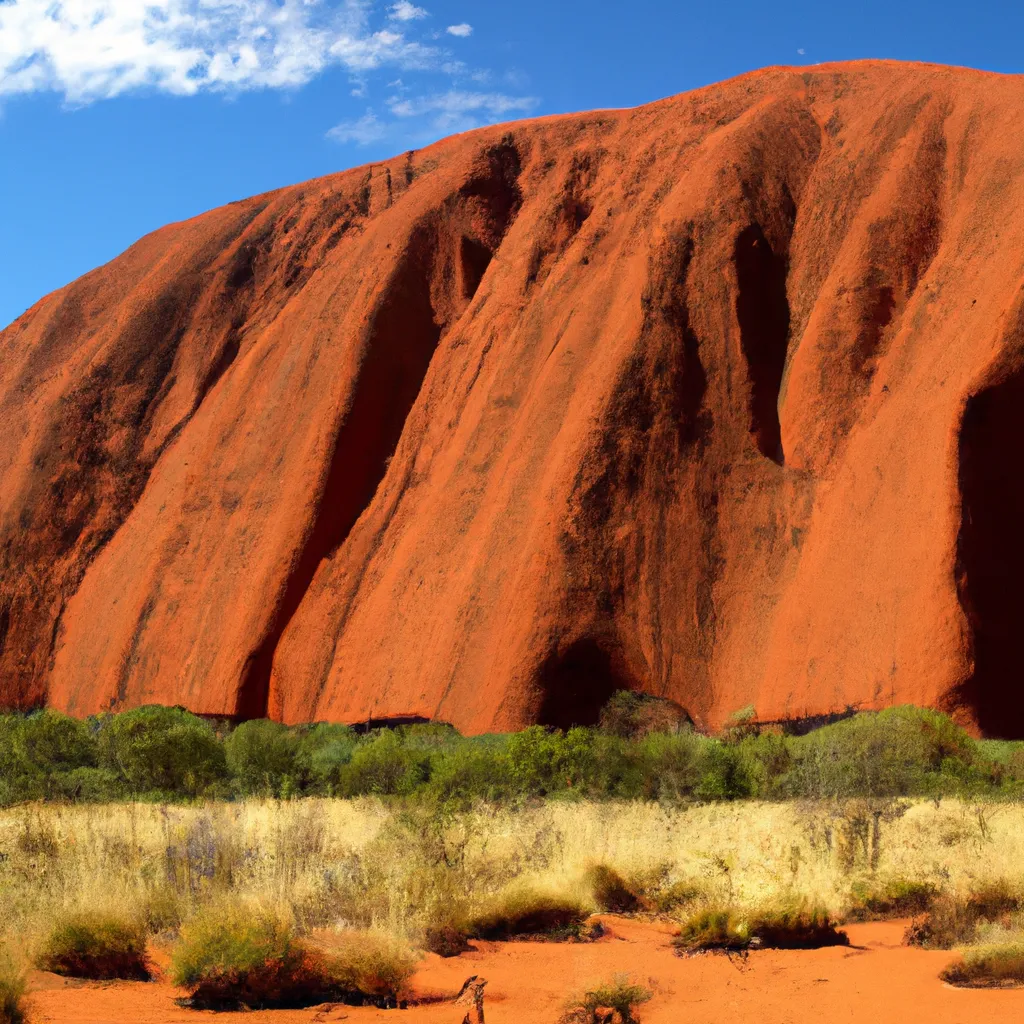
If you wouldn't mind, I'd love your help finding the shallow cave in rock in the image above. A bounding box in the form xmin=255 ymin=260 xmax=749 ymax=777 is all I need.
xmin=956 ymin=370 xmax=1024 ymax=738
xmin=535 ymin=638 xmax=638 ymax=730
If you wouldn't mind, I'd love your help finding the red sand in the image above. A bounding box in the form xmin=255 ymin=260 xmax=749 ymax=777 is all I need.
xmin=24 ymin=919 xmax=1024 ymax=1024
xmin=2 ymin=61 xmax=1024 ymax=735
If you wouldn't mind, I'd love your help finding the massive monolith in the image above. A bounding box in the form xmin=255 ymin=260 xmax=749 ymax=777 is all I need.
xmin=2 ymin=61 xmax=1024 ymax=735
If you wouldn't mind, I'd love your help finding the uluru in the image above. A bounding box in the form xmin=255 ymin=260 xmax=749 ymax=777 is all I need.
xmin=2 ymin=59 xmax=1023 ymax=737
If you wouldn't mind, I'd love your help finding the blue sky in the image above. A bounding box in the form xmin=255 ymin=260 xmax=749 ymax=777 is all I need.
xmin=1 ymin=0 xmax=1023 ymax=330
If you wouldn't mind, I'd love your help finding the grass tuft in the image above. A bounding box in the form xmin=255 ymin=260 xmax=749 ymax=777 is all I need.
xmin=172 ymin=907 xmax=415 ymax=1010
xmin=585 ymin=865 xmax=643 ymax=914
xmin=467 ymin=885 xmax=591 ymax=941
xmin=674 ymin=906 xmax=848 ymax=953
xmin=941 ymin=940 xmax=1024 ymax=988
xmin=35 ymin=913 xmax=150 ymax=980
xmin=0 ymin=955 xmax=27 ymax=1024
xmin=562 ymin=974 xmax=653 ymax=1024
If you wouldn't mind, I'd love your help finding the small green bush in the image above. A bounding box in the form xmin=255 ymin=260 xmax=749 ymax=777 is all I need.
xmin=225 ymin=720 xmax=299 ymax=797
xmin=468 ymin=886 xmax=591 ymax=941
xmin=172 ymin=908 xmax=415 ymax=1010
xmin=585 ymin=865 xmax=642 ymax=914
xmin=674 ymin=906 xmax=848 ymax=953
xmin=0 ymin=955 xmax=27 ymax=1024
xmin=339 ymin=731 xmax=430 ymax=797
xmin=942 ymin=940 xmax=1024 ymax=987
xmin=36 ymin=913 xmax=150 ymax=980
xmin=96 ymin=706 xmax=227 ymax=798
xmin=781 ymin=706 xmax=982 ymax=800
xmin=294 ymin=724 xmax=357 ymax=795
xmin=563 ymin=974 xmax=652 ymax=1024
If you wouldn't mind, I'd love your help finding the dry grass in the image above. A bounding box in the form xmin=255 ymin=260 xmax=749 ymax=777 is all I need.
xmin=3 ymin=798 xmax=1024 ymax=958
xmin=904 ymin=881 xmax=1021 ymax=949
xmin=0 ymin=955 xmax=27 ymax=1024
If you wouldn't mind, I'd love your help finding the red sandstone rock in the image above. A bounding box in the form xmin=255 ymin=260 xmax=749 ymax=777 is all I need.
xmin=2 ymin=61 xmax=1024 ymax=735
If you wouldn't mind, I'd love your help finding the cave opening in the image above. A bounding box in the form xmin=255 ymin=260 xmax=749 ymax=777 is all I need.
xmin=956 ymin=371 xmax=1024 ymax=738
xmin=734 ymin=224 xmax=791 ymax=465
xmin=535 ymin=638 xmax=638 ymax=730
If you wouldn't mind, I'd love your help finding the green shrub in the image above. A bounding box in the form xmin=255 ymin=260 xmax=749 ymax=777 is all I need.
xmin=339 ymin=730 xmax=431 ymax=797
xmin=847 ymin=876 xmax=938 ymax=921
xmin=632 ymin=730 xmax=707 ymax=801
xmin=941 ymin=940 xmax=1024 ymax=987
xmin=0 ymin=703 xmax=1018 ymax=807
xmin=172 ymin=909 xmax=415 ymax=1009
xmin=225 ymin=720 xmax=299 ymax=797
xmin=0 ymin=711 xmax=102 ymax=805
xmin=563 ymin=975 xmax=653 ymax=1024
xmin=468 ymin=886 xmax=591 ymax=940
xmin=505 ymin=727 xmax=597 ymax=797
xmin=294 ymin=724 xmax=357 ymax=795
xmin=781 ymin=706 xmax=980 ymax=800
xmin=674 ymin=906 xmax=848 ymax=953
xmin=585 ymin=865 xmax=642 ymax=914
xmin=36 ymin=913 xmax=150 ymax=980
xmin=0 ymin=955 xmax=27 ymax=1024
xmin=905 ymin=882 xmax=1020 ymax=948
xmin=96 ymin=706 xmax=227 ymax=798
xmin=426 ymin=739 xmax=511 ymax=805
xmin=694 ymin=743 xmax=752 ymax=801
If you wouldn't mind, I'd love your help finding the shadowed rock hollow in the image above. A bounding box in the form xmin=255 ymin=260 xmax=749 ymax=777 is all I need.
xmin=3 ymin=61 xmax=1024 ymax=735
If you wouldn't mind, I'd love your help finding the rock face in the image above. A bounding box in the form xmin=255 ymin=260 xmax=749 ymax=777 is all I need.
xmin=2 ymin=61 xmax=1024 ymax=736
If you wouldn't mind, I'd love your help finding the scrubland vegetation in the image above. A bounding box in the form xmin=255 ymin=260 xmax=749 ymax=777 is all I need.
xmin=3 ymin=700 xmax=1024 ymax=807
xmin=2 ymin=699 xmax=1024 ymax=1006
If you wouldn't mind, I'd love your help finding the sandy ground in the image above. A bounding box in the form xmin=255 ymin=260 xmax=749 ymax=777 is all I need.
xmin=24 ymin=918 xmax=1024 ymax=1024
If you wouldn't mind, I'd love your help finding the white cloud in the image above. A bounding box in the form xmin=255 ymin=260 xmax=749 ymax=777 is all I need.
xmin=0 ymin=0 xmax=443 ymax=102
xmin=326 ymin=110 xmax=386 ymax=144
xmin=797 ymin=48 xmax=806 ymax=55
xmin=446 ymin=23 xmax=472 ymax=37
xmin=327 ymin=87 xmax=537 ymax=148
xmin=388 ymin=1 xmax=428 ymax=21
xmin=388 ymin=88 xmax=536 ymax=131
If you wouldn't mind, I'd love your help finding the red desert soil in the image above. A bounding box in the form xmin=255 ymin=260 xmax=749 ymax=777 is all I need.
xmin=2 ymin=61 xmax=1024 ymax=735
xmin=23 ymin=919 xmax=1024 ymax=1024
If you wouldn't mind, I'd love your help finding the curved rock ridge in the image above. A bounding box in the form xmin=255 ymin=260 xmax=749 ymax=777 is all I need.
xmin=3 ymin=60 xmax=1024 ymax=736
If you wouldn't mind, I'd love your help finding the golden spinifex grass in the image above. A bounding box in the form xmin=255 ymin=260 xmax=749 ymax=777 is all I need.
xmin=172 ymin=906 xmax=417 ymax=1009
xmin=1 ymin=798 xmax=1024 ymax=956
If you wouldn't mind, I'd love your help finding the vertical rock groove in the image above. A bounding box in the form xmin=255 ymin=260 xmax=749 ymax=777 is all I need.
xmin=735 ymin=224 xmax=792 ymax=465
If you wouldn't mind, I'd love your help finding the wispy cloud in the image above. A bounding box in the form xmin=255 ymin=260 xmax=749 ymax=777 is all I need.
xmin=446 ymin=23 xmax=473 ymax=38
xmin=0 ymin=0 xmax=441 ymax=102
xmin=388 ymin=88 xmax=537 ymax=135
xmin=388 ymin=2 xmax=428 ymax=22
xmin=328 ymin=87 xmax=538 ymax=147
xmin=326 ymin=110 xmax=387 ymax=144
